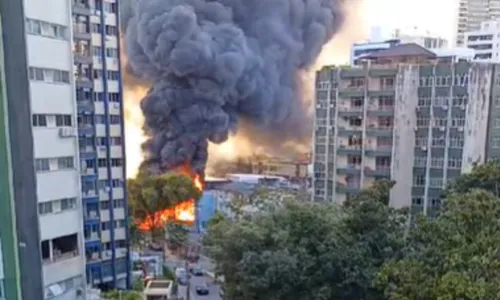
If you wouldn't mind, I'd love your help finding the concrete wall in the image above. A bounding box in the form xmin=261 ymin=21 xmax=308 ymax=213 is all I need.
xmin=390 ymin=65 xmax=419 ymax=208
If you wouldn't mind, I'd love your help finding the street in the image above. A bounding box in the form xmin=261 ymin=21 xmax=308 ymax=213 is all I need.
xmin=164 ymin=253 xmax=221 ymax=300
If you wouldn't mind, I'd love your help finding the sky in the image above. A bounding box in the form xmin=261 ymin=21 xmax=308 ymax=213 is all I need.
xmin=365 ymin=0 xmax=456 ymax=42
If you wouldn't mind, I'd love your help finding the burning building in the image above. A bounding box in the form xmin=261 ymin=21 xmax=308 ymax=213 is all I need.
xmin=120 ymin=0 xmax=361 ymax=226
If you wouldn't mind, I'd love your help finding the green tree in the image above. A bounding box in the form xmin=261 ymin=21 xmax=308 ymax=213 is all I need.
xmin=206 ymin=211 xmax=226 ymax=229
xmin=375 ymin=189 xmax=500 ymax=299
xmin=445 ymin=160 xmax=500 ymax=197
xmin=203 ymin=179 xmax=407 ymax=300
xmin=165 ymin=220 xmax=189 ymax=253
xmin=127 ymin=171 xmax=201 ymax=243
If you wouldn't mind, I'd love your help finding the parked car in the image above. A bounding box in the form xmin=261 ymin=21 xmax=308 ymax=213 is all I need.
xmin=196 ymin=282 xmax=209 ymax=295
xmin=190 ymin=266 xmax=203 ymax=276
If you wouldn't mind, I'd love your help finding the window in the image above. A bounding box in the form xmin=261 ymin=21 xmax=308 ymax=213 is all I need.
xmin=100 ymin=201 xmax=110 ymax=210
xmin=35 ymin=158 xmax=50 ymax=172
xmin=28 ymin=67 xmax=70 ymax=84
xmin=95 ymin=115 xmax=105 ymax=124
xmin=348 ymin=117 xmax=362 ymax=127
xmin=38 ymin=202 xmax=53 ymax=215
xmin=414 ymin=156 xmax=426 ymax=167
xmin=55 ymin=115 xmax=72 ymax=127
xmin=98 ymin=159 xmax=107 ymax=167
xmin=494 ymin=117 xmax=500 ymax=128
xmin=415 ymin=135 xmax=428 ymax=147
xmin=107 ymin=71 xmax=120 ymax=80
xmin=113 ymin=199 xmax=124 ymax=208
xmin=492 ymin=137 xmax=500 ymax=148
xmin=57 ymin=156 xmax=74 ymax=169
xmin=416 ymin=116 xmax=429 ymax=127
xmin=110 ymin=115 xmax=121 ymax=124
xmin=60 ymin=198 xmax=77 ymax=210
xmin=451 ymin=117 xmax=465 ymax=127
xmin=418 ymin=97 xmax=431 ymax=106
xmin=347 ymin=155 xmax=362 ymax=166
xmin=101 ymin=221 xmax=111 ymax=231
xmin=111 ymin=179 xmax=122 ymax=188
xmin=105 ymin=25 xmax=117 ymax=36
xmin=432 ymin=136 xmax=445 ymax=147
xmin=412 ymin=197 xmax=423 ymax=206
xmin=109 ymin=93 xmax=120 ymax=102
xmin=433 ymin=118 xmax=447 ymax=127
xmin=453 ymin=96 xmax=467 ymax=106
xmin=25 ymin=18 xmax=67 ymax=39
xmin=32 ymin=114 xmax=47 ymax=127
xmin=413 ymin=174 xmax=426 ymax=186
xmin=433 ymin=96 xmax=447 ymax=106
xmin=378 ymin=116 xmax=393 ymax=128
xmin=110 ymin=137 xmax=122 ymax=146
xmin=430 ymin=157 xmax=444 ymax=168
xmin=429 ymin=177 xmax=443 ymax=188
xmin=448 ymin=158 xmax=462 ymax=169
xmin=106 ymin=48 xmax=118 ymax=58
xmin=450 ymin=136 xmax=464 ymax=148
xmin=111 ymin=158 xmax=123 ymax=167
xmin=92 ymin=46 xmax=102 ymax=56
xmin=115 ymin=220 xmax=126 ymax=228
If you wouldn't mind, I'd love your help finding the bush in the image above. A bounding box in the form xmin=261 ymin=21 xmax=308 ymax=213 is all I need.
xmin=162 ymin=265 xmax=175 ymax=280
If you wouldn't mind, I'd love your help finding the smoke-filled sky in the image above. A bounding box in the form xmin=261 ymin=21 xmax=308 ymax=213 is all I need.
xmin=123 ymin=0 xmax=457 ymax=178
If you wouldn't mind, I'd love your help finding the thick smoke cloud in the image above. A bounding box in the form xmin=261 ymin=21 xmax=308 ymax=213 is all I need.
xmin=124 ymin=0 xmax=345 ymax=175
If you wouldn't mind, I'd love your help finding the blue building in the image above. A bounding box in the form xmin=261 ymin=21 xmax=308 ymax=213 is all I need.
xmin=73 ymin=0 xmax=130 ymax=289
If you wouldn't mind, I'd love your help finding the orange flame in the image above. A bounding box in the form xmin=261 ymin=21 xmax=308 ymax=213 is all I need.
xmin=137 ymin=168 xmax=204 ymax=231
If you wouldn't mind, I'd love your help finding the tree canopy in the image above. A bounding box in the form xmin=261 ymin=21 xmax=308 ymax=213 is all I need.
xmin=203 ymin=179 xmax=407 ymax=300
xmin=203 ymin=162 xmax=500 ymax=300
xmin=127 ymin=172 xmax=201 ymax=241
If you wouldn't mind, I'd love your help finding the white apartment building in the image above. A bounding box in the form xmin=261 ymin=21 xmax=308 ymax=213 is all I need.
xmin=24 ymin=0 xmax=86 ymax=298
xmin=455 ymin=0 xmax=500 ymax=46
xmin=465 ymin=20 xmax=500 ymax=61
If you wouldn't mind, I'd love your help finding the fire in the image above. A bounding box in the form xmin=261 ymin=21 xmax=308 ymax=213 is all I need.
xmin=137 ymin=169 xmax=204 ymax=231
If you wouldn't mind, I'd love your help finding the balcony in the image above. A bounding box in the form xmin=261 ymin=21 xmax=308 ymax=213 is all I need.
xmin=365 ymin=146 xmax=392 ymax=156
xmin=364 ymin=166 xmax=391 ymax=178
xmin=85 ymin=232 xmax=100 ymax=243
xmin=73 ymin=24 xmax=91 ymax=40
xmin=337 ymin=164 xmax=362 ymax=175
xmin=86 ymin=251 xmax=101 ymax=265
xmin=78 ymin=124 xmax=94 ymax=136
xmin=338 ymin=106 xmax=363 ymax=117
xmin=367 ymin=105 xmax=394 ymax=116
xmin=75 ymin=75 xmax=93 ymax=88
xmin=84 ymin=210 xmax=99 ymax=222
xmin=41 ymin=234 xmax=79 ymax=265
xmin=368 ymin=68 xmax=398 ymax=77
xmin=77 ymin=100 xmax=94 ymax=113
xmin=337 ymin=145 xmax=362 ymax=155
xmin=337 ymin=126 xmax=363 ymax=136
xmin=365 ymin=125 xmax=393 ymax=137
xmin=335 ymin=182 xmax=361 ymax=194
xmin=82 ymin=189 xmax=98 ymax=202
xmin=79 ymin=146 xmax=96 ymax=159
xmin=368 ymin=90 xmax=395 ymax=97
xmin=339 ymin=68 xmax=365 ymax=79
xmin=72 ymin=0 xmax=91 ymax=15
xmin=74 ymin=49 xmax=92 ymax=64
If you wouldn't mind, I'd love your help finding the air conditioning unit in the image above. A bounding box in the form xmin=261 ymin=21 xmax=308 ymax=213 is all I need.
xmin=460 ymin=105 xmax=466 ymax=110
xmin=442 ymin=105 xmax=448 ymax=110
xmin=458 ymin=127 xmax=464 ymax=132
xmin=439 ymin=126 xmax=446 ymax=131
xmin=59 ymin=127 xmax=76 ymax=138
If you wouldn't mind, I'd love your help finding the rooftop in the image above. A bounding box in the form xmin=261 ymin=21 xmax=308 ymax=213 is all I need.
xmin=364 ymin=43 xmax=437 ymax=59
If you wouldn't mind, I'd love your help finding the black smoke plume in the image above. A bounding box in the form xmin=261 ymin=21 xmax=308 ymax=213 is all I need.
xmin=123 ymin=0 xmax=345 ymax=175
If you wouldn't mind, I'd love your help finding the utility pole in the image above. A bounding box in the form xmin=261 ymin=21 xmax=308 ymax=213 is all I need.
xmin=185 ymin=258 xmax=191 ymax=300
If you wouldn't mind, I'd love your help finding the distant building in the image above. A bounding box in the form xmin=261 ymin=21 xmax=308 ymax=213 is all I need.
xmin=313 ymin=43 xmax=498 ymax=217
xmin=455 ymin=0 xmax=500 ymax=46
xmin=465 ymin=20 xmax=500 ymax=62
xmin=351 ymin=30 xmax=448 ymax=65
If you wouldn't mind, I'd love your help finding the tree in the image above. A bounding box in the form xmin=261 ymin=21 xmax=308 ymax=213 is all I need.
xmin=375 ymin=189 xmax=500 ymax=299
xmin=165 ymin=220 xmax=189 ymax=253
xmin=445 ymin=160 xmax=500 ymax=197
xmin=202 ymin=179 xmax=407 ymax=300
xmin=127 ymin=171 xmax=201 ymax=243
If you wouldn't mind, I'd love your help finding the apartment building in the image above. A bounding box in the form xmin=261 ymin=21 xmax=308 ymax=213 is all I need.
xmin=313 ymin=43 xmax=497 ymax=217
xmin=73 ymin=0 xmax=130 ymax=289
xmin=0 ymin=0 xmax=44 ymax=299
xmin=455 ymin=0 xmax=500 ymax=46
xmin=465 ymin=20 xmax=500 ymax=61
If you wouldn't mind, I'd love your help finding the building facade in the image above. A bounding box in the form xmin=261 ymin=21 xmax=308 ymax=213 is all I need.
xmin=465 ymin=20 xmax=500 ymax=61
xmin=455 ymin=0 xmax=500 ymax=46
xmin=313 ymin=44 xmax=498 ymax=216
xmin=72 ymin=0 xmax=130 ymax=289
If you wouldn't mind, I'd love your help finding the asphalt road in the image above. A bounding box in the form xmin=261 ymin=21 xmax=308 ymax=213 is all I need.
xmin=164 ymin=253 xmax=221 ymax=300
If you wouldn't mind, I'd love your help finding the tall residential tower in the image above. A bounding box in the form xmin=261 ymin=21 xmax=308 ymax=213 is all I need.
xmin=313 ymin=43 xmax=498 ymax=217
xmin=455 ymin=0 xmax=500 ymax=46
xmin=73 ymin=0 xmax=130 ymax=289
